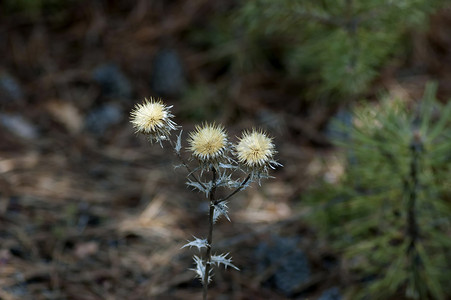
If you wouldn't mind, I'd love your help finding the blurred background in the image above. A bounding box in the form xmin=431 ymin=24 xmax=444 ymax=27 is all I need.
xmin=0 ymin=1 xmax=450 ymax=299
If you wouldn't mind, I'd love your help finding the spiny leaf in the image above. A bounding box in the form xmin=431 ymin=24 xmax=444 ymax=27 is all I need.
xmin=181 ymin=236 xmax=209 ymax=251
xmin=190 ymin=256 xmax=212 ymax=285
xmin=175 ymin=130 xmax=183 ymax=154
xmin=211 ymin=253 xmax=239 ymax=270
xmin=213 ymin=201 xmax=231 ymax=223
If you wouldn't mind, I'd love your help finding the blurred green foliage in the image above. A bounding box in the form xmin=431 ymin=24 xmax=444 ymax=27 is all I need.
xmin=179 ymin=83 xmax=225 ymax=121
xmin=3 ymin=0 xmax=72 ymax=19
xmin=192 ymin=0 xmax=446 ymax=101
xmin=308 ymin=83 xmax=451 ymax=299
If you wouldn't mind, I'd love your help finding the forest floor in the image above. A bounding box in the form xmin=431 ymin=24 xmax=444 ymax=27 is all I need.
xmin=0 ymin=2 xmax=450 ymax=299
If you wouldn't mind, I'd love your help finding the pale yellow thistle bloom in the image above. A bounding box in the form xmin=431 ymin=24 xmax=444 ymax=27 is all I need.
xmin=188 ymin=123 xmax=229 ymax=168
xmin=235 ymin=129 xmax=277 ymax=177
xmin=130 ymin=98 xmax=176 ymax=143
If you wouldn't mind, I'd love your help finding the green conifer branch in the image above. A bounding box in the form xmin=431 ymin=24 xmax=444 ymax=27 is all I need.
xmin=307 ymin=85 xmax=451 ymax=298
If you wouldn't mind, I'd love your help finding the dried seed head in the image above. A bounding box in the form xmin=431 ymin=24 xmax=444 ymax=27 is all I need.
xmin=235 ymin=129 xmax=278 ymax=178
xmin=130 ymin=98 xmax=176 ymax=144
xmin=188 ymin=123 xmax=229 ymax=168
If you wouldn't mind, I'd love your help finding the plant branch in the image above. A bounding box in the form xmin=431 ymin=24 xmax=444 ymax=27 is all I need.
xmin=406 ymin=132 xmax=423 ymax=295
xmin=168 ymin=135 xmax=208 ymax=191
xmin=407 ymin=132 xmax=422 ymax=254
xmin=215 ymin=174 xmax=251 ymax=205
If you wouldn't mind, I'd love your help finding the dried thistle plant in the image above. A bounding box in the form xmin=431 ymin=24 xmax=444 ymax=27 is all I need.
xmin=130 ymin=98 xmax=281 ymax=299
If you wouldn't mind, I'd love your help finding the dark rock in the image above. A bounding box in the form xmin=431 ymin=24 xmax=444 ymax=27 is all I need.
xmin=92 ymin=63 xmax=132 ymax=100
xmin=0 ymin=73 xmax=24 ymax=104
xmin=321 ymin=254 xmax=338 ymax=270
xmin=0 ymin=113 xmax=38 ymax=140
xmin=318 ymin=287 xmax=342 ymax=300
xmin=9 ymin=247 xmax=26 ymax=259
xmin=150 ymin=48 xmax=186 ymax=97
xmin=256 ymin=235 xmax=311 ymax=296
xmin=84 ymin=103 xmax=122 ymax=135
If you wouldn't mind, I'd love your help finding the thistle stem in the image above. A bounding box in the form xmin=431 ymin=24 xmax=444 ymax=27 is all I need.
xmin=203 ymin=167 xmax=217 ymax=300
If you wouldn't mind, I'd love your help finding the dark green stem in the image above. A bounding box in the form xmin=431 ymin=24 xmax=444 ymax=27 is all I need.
xmin=203 ymin=167 xmax=217 ymax=300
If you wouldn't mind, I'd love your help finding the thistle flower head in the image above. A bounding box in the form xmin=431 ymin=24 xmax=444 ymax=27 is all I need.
xmin=235 ymin=129 xmax=278 ymax=178
xmin=188 ymin=123 xmax=229 ymax=169
xmin=130 ymin=98 xmax=176 ymax=144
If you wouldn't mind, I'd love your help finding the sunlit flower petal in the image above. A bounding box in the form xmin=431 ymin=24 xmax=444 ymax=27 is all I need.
xmin=130 ymin=98 xmax=176 ymax=144
xmin=188 ymin=123 xmax=229 ymax=169
xmin=235 ymin=129 xmax=279 ymax=179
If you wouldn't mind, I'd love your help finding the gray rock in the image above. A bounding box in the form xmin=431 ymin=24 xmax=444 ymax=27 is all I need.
xmin=92 ymin=63 xmax=132 ymax=100
xmin=150 ymin=48 xmax=186 ymax=97
xmin=0 ymin=73 xmax=24 ymax=103
xmin=4 ymin=273 xmax=28 ymax=298
xmin=256 ymin=236 xmax=311 ymax=296
xmin=85 ymin=103 xmax=122 ymax=135
xmin=0 ymin=113 xmax=38 ymax=139
xmin=318 ymin=287 xmax=342 ymax=300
